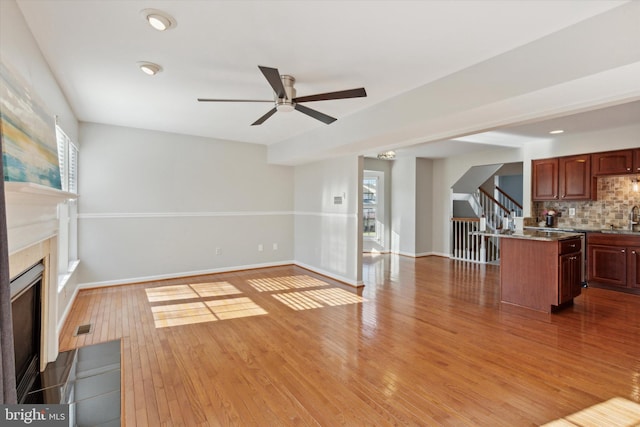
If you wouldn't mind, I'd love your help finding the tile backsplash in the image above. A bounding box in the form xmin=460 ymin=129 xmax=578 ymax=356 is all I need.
xmin=532 ymin=176 xmax=640 ymax=230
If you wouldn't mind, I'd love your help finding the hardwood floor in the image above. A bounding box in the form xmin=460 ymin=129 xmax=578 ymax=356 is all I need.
xmin=59 ymin=255 xmax=640 ymax=426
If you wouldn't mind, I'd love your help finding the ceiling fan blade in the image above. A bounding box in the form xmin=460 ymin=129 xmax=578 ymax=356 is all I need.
xmin=251 ymin=107 xmax=278 ymax=126
xmin=293 ymin=87 xmax=367 ymax=103
xmin=258 ymin=66 xmax=287 ymax=99
xmin=294 ymin=104 xmax=337 ymax=124
xmin=197 ymin=98 xmax=273 ymax=102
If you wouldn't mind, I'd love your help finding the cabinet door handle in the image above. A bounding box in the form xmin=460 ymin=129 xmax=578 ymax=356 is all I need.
xmin=627 ymin=167 xmax=631 ymax=171
xmin=570 ymin=244 xmax=576 ymax=248
xmin=633 ymin=250 xmax=637 ymax=255
xmin=622 ymin=249 xmax=626 ymax=253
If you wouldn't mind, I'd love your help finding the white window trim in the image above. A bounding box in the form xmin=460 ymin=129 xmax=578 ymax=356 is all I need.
xmin=363 ymin=171 xmax=384 ymax=243
xmin=55 ymin=124 xmax=79 ymax=290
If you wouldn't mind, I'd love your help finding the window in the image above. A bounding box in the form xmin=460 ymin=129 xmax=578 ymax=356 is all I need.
xmin=56 ymin=126 xmax=78 ymax=193
xmin=363 ymin=175 xmax=378 ymax=239
xmin=55 ymin=124 xmax=79 ymax=289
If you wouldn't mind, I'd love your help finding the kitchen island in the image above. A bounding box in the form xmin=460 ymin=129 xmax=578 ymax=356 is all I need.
xmin=479 ymin=230 xmax=583 ymax=313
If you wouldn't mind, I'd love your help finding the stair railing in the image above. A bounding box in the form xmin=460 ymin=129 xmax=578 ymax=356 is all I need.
xmin=450 ymin=217 xmax=500 ymax=263
xmin=495 ymin=186 xmax=523 ymax=217
xmin=476 ymin=188 xmax=509 ymax=230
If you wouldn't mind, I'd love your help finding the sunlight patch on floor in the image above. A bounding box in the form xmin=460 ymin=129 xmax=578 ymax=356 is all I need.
xmin=151 ymin=302 xmax=217 ymax=328
xmin=541 ymin=397 xmax=640 ymax=427
xmin=147 ymin=282 xmax=266 ymax=328
xmin=191 ymin=281 xmax=242 ymax=298
xmin=205 ymin=297 xmax=268 ymax=320
xmin=145 ymin=285 xmax=199 ymax=302
xmin=273 ymin=288 xmax=365 ymax=311
xmin=248 ymin=275 xmax=330 ymax=292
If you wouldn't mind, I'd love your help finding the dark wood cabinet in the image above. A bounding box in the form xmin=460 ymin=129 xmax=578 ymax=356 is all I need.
xmin=558 ymin=239 xmax=582 ymax=305
xmin=532 ymin=158 xmax=558 ymax=201
xmin=559 ymin=154 xmax=593 ymax=200
xmin=592 ymin=150 xmax=633 ymax=175
xmin=532 ymin=155 xmax=593 ymax=201
xmin=501 ymin=236 xmax=581 ymax=312
xmin=629 ymin=247 xmax=640 ymax=289
xmin=589 ymin=244 xmax=627 ymax=287
xmin=634 ymin=149 xmax=640 ymax=174
xmin=588 ymin=233 xmax=640 ymax=293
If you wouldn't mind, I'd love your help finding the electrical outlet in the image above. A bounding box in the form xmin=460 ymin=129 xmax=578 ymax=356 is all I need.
xmin=258 ymin=244 xmax=263 ymax=252
xmin=273 ymin=243 xmax=278 ymax=250
xmin=569 ymin=208 xmax=576 ymax=216
xmin=215 ymin=247 xmax=221 ymax=255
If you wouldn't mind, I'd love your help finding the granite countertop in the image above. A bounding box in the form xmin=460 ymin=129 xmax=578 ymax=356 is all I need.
xmin=525 ymin=226 xmax=640 ymax=235
xmin=474 ymin=229 xmax=583 ymax=241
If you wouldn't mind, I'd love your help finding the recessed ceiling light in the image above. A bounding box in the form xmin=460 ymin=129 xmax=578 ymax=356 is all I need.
xmin=138 ymin=62 xmax=162 ymax=76
xmin=141 ymin=9 xmax=176 ymax=31
xmin=549 ymin=129 xmax=564 ymax=134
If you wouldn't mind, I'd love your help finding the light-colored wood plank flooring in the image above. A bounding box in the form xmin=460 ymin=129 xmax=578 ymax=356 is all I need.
xmin=59 ymin=255 xmax=640 ymax=426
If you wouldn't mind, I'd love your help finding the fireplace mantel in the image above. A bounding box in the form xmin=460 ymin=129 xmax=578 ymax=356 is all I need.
xmin=4 ymin=181 xmax=77 ymax=203
xmin=4 ymin=181 xmax=77 ymax=256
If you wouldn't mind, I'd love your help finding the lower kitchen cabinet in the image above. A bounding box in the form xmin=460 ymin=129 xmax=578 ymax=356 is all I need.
xmin=629 ymin=247 xmax=640 ymax=289
xmin=560 ymin=250 xmax=582 ymax=303
xmin=588 ymin=233 xmax=640 ymax=293
xmin=501 ymin=236 xmax=582 ymax=312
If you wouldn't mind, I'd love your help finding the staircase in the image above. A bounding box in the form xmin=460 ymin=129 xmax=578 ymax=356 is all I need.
xmin=450 ymin=164 xmax=523 ymax=264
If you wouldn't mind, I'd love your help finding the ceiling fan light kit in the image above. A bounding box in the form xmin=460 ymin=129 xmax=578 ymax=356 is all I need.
xmin=198 ymin=65 xmax=367 ymax=126
xmin=377 ymin=151 xmax=396 ymax=160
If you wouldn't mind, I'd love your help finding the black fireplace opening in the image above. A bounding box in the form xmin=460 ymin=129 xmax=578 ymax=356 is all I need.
xmin=10 ymin=262 xmax=44 ymax=404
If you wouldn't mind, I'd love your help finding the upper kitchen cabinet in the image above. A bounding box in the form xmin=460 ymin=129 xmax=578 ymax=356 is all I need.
xmin=592 ymin=149 xmax=634 ymax=175
xmin=532 ymin=155 xmax=594 ymax=201
xmin=532 ymin=158 xmax=559 ymax=201
xmin=559 ymin=154 xmax=594 ymax=200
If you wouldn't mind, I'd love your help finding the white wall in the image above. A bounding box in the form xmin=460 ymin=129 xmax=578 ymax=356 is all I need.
xmin=390 ymin=157 xmax=416 ymax=256
xmin=0 ymin=0 xmax=77 ymax=142
xmin=293 ymin=155 xmax=362 ymax=285
xmin=416 ymin=158 xmax=434 ymax=256
xmin=77 ymin=123 xmax=294 ymax=286
xmin=389 ymin=157 xmax=435 ymax=257
xmin=432 ymin=123 xmax=640 ymax=255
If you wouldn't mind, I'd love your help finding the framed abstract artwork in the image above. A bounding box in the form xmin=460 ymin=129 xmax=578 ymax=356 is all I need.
xmin=1 ymin=60 xmax=61 ymax=189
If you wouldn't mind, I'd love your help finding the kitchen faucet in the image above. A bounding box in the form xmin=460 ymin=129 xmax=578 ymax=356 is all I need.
xmin=631 ymin=205 xmax=639 ymax=231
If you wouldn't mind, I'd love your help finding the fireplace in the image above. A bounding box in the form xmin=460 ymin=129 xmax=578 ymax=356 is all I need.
xmin=10 ymin=261 xmax=44 ymax=403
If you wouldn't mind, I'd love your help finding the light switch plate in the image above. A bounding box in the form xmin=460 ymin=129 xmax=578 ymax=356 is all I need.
xmin=569 ymin=208 xmax=576 ymax=216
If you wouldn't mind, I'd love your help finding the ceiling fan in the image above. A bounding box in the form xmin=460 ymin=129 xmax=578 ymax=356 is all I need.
xmin=197 ymin=66 xmax=367 ymax=126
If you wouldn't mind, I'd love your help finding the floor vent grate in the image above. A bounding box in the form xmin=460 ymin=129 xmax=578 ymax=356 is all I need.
xmin=74 ymin=324 xmax=92 ymax=336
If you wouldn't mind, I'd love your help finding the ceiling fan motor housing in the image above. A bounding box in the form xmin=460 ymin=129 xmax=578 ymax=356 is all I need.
xmin=276 ymin=75 xmax=296 ymax=112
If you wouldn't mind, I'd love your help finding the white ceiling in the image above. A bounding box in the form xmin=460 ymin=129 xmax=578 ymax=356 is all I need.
xmin=14 ymin=0 xmax=640 ymax=163
xmin=398 ymin=99 xmax=640 ymax=159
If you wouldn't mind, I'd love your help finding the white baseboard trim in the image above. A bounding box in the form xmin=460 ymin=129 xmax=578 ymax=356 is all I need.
xmin=293 ymin=261 xmax=363 ymax=288
xmin=433 ymin=251 xmax=451 ymax=258
xmin=391 ymin=251 xmax=442 ymax=258
xmin=76 ymin=260 xmax=295 ymax=290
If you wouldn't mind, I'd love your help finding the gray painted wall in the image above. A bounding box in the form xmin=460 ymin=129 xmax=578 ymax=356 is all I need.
xmin=77 ymin=123 xmax=294 ymax=286
xmin=294 ymin=155 xmax=362 ymax=285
